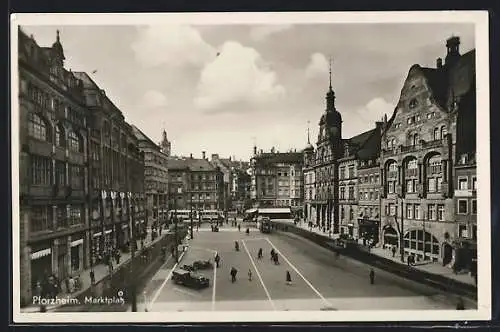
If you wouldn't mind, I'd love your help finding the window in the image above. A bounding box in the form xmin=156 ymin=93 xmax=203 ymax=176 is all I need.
xmin=437 ymin=204 xmax=445 ymax=221
xmin=349 ymin=208 xmax=354 ymax=220
xmin=388 ymin=181 xmax=396 ymax=194
xmin=68 ymin=131 xmax=81 ymax=152
xmin=406 ymin=204 xmax=413 ymax=219
xmin=28 ymin=112 xmax=49 ymax=141
xmin=31 ymin=155 xmax=52 ymax=185
xmin=348 ymin=166 xmax=354 ymax=178
xmin=472 ymin=200 xmax=477 ymax=214
xmin=427 ymin=155 xmax=442 ymax=193
xmin=428 ymin=205 xmax=436 ymax=220
xmin=340 ymin=187 xmax=345 ymax=200
xmin=472 ymin=177 xmax=477 ymax=190
xmin=389 ymin=204 xmax=396 ymax=216
xmin=340 ymin=167 xmax=346 ymax=179
xmin=406 ymin=179 xmax=415 ymax=193
xmin=416 ymin=114 xmax=421 ymax=121
xmin=348 ymin=186 xmax=354 ymax=200
xmin=458 ymin=177 xmax=468 ymax=190
xmin=427 ymin=113 xmax=433 ymax=119
xmin=414 ymin=204 xmax=421 ymax=219
xmin=409 ymin=98 xmax=418 ymax=109
xmin=68 ymin=205 xmax=83 ymax=227
xmin=433 ymin=128 xmax=440 ymax=140
xmin=458 ymin=200 xmax=468 ymax=214
xmin=427 ymin=178 xmax=436 ymax=192
xmin=440 ymin=126 xmax=447 ymax=139
xmin=55 ymin=124 xmax=65 ymax=147
xmin=31 ymin=206 xmax=53 ymax=233
xmin=341 ymin=206 xmax=345 ymax=219
xmin=70 ymin=165 xmax=83 ymax=189
xmin=55 ymin=161 xmax=66 ymax=186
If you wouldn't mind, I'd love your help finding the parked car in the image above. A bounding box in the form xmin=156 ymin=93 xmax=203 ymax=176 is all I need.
xmin=182 ymin=259 xmax=213 ymax=271
xmin=172 ymin=269 xmax=210 ymax=289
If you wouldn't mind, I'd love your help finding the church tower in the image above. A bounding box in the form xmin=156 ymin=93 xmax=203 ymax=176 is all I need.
xmin=159 ymin=129 xmax=171 ymax=156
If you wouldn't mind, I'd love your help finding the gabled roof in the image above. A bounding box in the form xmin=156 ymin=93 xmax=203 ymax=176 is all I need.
xmin=187 ymin=158 xmax=217 ymax=172
xmin=166 ymin=157 xmax=190 ymax=170
xmin=254 ymin=152 xmax=303 ymax=166
xmin=132 ymin=125 xmax=160 ymax=150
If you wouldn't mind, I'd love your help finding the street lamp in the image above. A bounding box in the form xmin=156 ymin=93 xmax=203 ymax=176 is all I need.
xmin=397 ymin=193 xmax=405 ymax=263
xmin=128 ymin=192 xmax=137 ymax=312
xmin=190 ymin=190 xmax=194 ymax=240
xmin=173 ymin=187 xmax=182 ymax=263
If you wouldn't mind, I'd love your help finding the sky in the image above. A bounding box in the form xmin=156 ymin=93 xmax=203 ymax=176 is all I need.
xmin=20 ymin=22 xmax=475 ymax=161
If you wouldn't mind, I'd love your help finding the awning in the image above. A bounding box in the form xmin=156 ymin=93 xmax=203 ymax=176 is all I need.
xmin=70 ymin=239 xmax=83 ymax=247
xmin=105 ymin=229 xmax=112 ymax=235
xmin=258 ymin=208 xmax=291 ymax=214
xmin=31 ymin=248 xmax=52 ymax=260
xmin=122 ymin=224 xmax=128 ymax=229
xmin=93 ymin=232 xmax=102 ymax=237
xmin=347 ymin=223 xmax=354 ymax=227
xmin=245 ymin=208 xmax=257 ymax=214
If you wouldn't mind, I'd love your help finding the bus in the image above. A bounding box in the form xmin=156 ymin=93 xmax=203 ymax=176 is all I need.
xmin=260 ymin=217 xmax=272 ymax=233
xmin=169 ymin=210 xmax=196 ymax=222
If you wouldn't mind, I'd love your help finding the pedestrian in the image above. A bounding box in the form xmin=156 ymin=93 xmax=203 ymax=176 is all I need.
xmin=456 ymin=297 xmax=465 ymax=310
xmin=392 ymin=246 xmax=396 ymax=258
xmin=286 ymin=270 xmax=292 ymax=285
xmin=274 ymin=252 xmax=280 ymax=265
xmin=230 ymin=267 xmax=238 ymax=283
xmin=90 ymin=270 xmax=95 ymax=285
xmin=270 ymin=248 xmax=275 ymax=261
xmin=248 ymin=269 xmax=252 ymax=281
xmin=257 ymin=248 xmax=263 ymax=259
xmin=68 ymin=275 xmax=75 ymax=293
xmin=238 ymin=224 xmax=241 ymax=232
xmin=115 ymin=250 xmax=121 ymax=264
xmin=215 ymin=253 xmax=220 ymax=268
xmin=369 ymin=268 xmax=375 ymax=285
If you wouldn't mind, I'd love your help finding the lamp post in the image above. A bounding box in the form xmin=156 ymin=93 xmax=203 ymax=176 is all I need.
xmin=397 ymin=193 xmax=405 ymax=263
xmin=190 ymin=190 xmax=194 ymax=240
xmin=128 ymin=192 xmax=137 ymax=312
xmin=173 ymin=187 xmax=181 ymax=263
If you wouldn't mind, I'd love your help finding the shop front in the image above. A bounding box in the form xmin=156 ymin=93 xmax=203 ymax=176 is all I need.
xmin=104 ymin=228 xmax=113 ymax=252
xmin=358 ymin=218 xmax=379 ymax=246
xmin=56 ymin=237 xmax=69 ymax=281
xmin=30 ymin=241 xmax=53 ymax=291
xmin=92 ymin=231 xmax=102 ymax=265
xmin=382 ymin=225 xmax=398 ymax=247
xmin=70 ymin=235 xmax=84 ymax=274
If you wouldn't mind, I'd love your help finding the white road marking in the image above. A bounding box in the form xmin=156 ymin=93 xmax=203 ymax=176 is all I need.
xmin=265 ymin=238 xmax=333 ymax=308
xmin=172 ymin=286 xmax=203 ymax=298
xmin=212 ymin=261 xmax=217 ymax=311
xmin=242 ymin=240 xmax=276 ymax=310
xmin=149 ymin=250 xmax=186 ymax=310
xmin=189 ymin=245 xmax=218 ymax=253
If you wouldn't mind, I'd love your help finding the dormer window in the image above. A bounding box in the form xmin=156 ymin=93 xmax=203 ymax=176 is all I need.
xmin=409 ymin=98 xmax=418 ymax=109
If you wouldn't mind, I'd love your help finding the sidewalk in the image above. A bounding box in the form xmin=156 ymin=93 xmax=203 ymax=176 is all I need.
xmin=21 ymin=228 xmax=173 ymax=313
xmin=277 ymin=219 xmax=476 ymax=287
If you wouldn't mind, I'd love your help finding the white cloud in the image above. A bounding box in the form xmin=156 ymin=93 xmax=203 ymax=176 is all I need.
xmin=131 ymin=25 xmax=216 ymax=68
xmin=356 ymin=97 xmax=394 ymax=123
xmin=142 ymin=90 xmax=169 ymax=108
xmin=305 ymin=53 xmax=329 ymax=79
xmin=249 ymin=24 xmax=293 ymax=41
xmin=194 ymin=41 xmax=285 ymax=111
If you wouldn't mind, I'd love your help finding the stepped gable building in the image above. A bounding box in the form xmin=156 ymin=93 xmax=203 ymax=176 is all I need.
xmin=18 ymin=28 xmax=90 ymax=306
xmin=379 ymin=36 xmax=476 ymax=266
xmin=74 ymin=71 xmax=145 ymax=268
xmin=132 ymin=127 xmax=169 ymax=227
xmin=250 ymin=147 xmax=304 ymax=209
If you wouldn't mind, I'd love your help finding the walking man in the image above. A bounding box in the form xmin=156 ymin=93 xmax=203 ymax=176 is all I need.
xmin=90 ymin=270 xmax=95 ymax=285
xmin=238 ymin=224 xmax=241 ymax=232
xmin=257 ymin=248 xmax=263 ymax=260
xmin=369 ymin=268 xmax=375 ymax=285
xmin=215 ymin=253 xmax=221 ymax=268
xmin=392 ymin=246 xmax=396 ymax=258
xmin=248 ymin=269 xmax=252 ymax=281
xmin=286 ymin=270 xmax=292 ymax=285
xmin=230 ymin=267 xmax=238 ymax=283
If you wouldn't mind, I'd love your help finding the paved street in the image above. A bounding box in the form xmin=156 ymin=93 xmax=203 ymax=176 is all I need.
xmin=140 ymin=221 xmax=471 ymax=312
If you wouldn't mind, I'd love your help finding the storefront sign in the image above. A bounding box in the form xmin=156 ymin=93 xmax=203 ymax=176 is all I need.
xmin=30 ymin=248 xmax=51 ymax=260
xmin=71 ymin=239 xmax=83 ymax=247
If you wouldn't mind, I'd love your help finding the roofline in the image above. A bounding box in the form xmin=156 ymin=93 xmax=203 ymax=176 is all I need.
xmin=132 ymin=124 xmax=160 ymax=150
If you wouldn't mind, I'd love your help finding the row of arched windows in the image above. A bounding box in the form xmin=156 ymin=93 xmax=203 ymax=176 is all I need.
xmin=385 ymin=154 xmax=443 ymax=195
xmin=386 ymin=125 xmax=448 ymax=149
xmin=28 ymin=112 xmax=83 ymax=153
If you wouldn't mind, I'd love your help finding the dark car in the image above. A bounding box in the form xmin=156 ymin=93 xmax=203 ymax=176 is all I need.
xmin=172 ymin=269 xmax=210 ymax=289
xmin=182 ymin=259 xmax=213 ymax=271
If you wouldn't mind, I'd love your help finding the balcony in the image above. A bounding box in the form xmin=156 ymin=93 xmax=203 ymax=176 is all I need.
xmin=454 ymin=189 xmax=475 ymax=197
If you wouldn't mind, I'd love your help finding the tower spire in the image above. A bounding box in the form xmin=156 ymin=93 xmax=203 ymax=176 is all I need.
xmin=307 ymin=120 xmax=311 ymax=144
xmin=329 ymin=56 xmax=332 ymax=91
xmin=56 ymin=29 xmax=60 ymax=42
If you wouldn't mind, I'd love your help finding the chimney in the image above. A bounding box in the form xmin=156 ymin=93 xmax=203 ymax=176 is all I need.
xmin=202 ymin=151 xmax=206 ymax=159
xmin=190 ymin=153 xmax=193 ymax=159
xmin=436 ymin=57 xmax=443 ymax=69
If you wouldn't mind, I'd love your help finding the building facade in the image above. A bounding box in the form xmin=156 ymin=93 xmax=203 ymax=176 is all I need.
xmin=166 ymin=158 xmax=190 ymax=212
xmin=231 ymin=165 xmax=252 ymax=213
xmin=133 ymin=127 xmax=169 ymax=228
xmin=18 ymin=29 xmax=145 ymax=305
xmin=75 ymin=71 xmax=145 ymax=270
xmin=380 ymin=36 xmax=476 ymax=265
xmin=210 ymin=154 xmax=233 ymax=214
xmin=250 ymin=148 xmax=303 ymax=210
xmin=189 ymin=152 xmax=222 ymax=211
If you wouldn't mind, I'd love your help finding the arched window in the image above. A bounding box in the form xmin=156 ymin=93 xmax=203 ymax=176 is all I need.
xmin=28 ymin=112 xmax=49 ymax=141
xmin=426 ymin=155 xmax=442 ymax=193
xmin=405 ymin=158 xmax=418 ymax=193
xmin=412 ymin=133 xmax=418 ymax=146
xmin=404 ymin=229 xmax=440 ymax=261
xmin=68 ymin=131 xmax=81 ymax=152
xmin=55 ymin=124 xmax=65 ymax=147
xmin=433 ymin=128 xmax=440 ymax=140
xmin=386 ymin=161 xmax=398 ymax=194
xmin=440 ymin=126 xmax=447 ymax=139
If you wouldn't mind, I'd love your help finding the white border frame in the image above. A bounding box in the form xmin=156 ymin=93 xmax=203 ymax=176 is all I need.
xmin=11 ymin=11 xmax=490 ymax=323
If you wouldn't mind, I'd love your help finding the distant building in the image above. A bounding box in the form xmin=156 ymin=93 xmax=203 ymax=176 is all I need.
xmin=210 ymin=154 xmax=233 ymax=214
xmin=159 ymin=129 xmax=171 ymax=157
xmin=132 ymin=126 xmax=169 ymax=228
xmin=250 ymin=148 xmax=303 ymax=212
